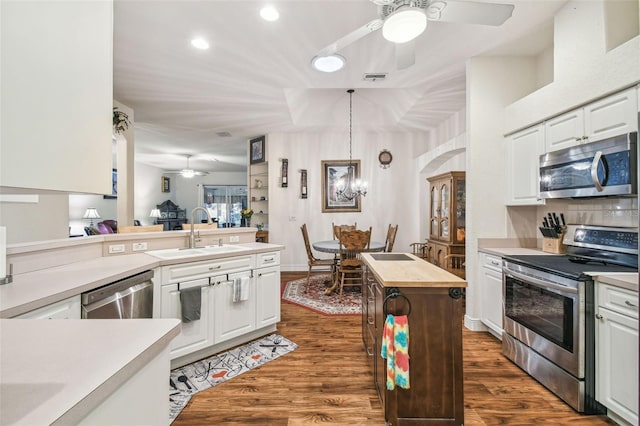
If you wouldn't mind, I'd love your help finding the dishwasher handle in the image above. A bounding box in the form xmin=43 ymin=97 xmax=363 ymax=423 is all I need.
xmin=81 ymin=270 xmax=154 ymax=305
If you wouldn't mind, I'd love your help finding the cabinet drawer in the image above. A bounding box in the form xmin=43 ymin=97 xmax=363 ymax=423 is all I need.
xmin=256 ymin=251 xmax=280 ymax=268
xmin=162 ymin=254 xmax=255 ymax=284
xmin=598 ymin=283 xmax=639 ymax=319
xmin=482 ymin=253 xmax=502 ymax=272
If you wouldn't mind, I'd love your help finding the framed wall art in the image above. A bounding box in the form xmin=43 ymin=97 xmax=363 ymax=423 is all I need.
xmin=321 ymin=160 xmax=361 ymax=213
xmin=103 ymin=169 xmax=117 ymax=199
xmin=161 ymin=176 xmax=170 ymax=193
xmin=250 ymin=135 xmax=265 ymax=164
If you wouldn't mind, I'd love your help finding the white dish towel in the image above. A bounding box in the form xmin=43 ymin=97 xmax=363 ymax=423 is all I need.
xmin=232 ymin=276 xmax=250 ymax=302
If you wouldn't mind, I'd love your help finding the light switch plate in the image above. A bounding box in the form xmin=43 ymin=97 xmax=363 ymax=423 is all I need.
xmin=229 ymin=236 xmax=240 ymax=243
xmin=132 ymin=242 xmax=148 ymax=251
xmin=108 ymin=244 xmax=125 ymax=254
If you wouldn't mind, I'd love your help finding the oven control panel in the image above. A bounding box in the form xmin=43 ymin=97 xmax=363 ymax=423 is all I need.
xmin=567 ymin=225 xmax=638 ymax=252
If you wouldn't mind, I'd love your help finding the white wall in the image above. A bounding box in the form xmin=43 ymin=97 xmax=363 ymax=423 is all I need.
xmin=134 ymin=162 xmax=174 ymax=226
xmin=465 ymin=56 xmax=541 ymax=328
xmin=1 ymin=188 xmax=69 ymax=243
xmin=267 ymin=130 xmax=428 ymax=271
xmin=505 ymin=0 xmax=640 ymax=133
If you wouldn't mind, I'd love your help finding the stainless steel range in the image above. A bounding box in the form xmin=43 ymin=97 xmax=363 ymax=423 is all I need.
xmin=502 ymin=225 xmax=638 ymax=413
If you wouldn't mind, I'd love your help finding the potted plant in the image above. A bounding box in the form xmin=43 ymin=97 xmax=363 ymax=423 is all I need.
xmin=113 ymin=107 xmax=131 ymax=134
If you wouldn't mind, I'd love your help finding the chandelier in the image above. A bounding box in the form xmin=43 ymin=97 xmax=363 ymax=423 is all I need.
xmin=336 ymin=89 xmax=368 ymax=201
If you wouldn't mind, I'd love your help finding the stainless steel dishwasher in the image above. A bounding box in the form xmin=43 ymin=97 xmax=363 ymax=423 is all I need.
xmin=81 ymin=270 xmax=154 ymax=319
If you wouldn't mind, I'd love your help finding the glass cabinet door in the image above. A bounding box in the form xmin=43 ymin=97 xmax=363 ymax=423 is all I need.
xmin=430 ymin=186 xmax=439 ymax=237
xmin=455 ymin=179 xmax=466 ymax=242
xmin=440 ymin=182 xmax=450 ymax=239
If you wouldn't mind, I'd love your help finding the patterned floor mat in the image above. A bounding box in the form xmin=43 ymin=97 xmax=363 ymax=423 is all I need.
xmin=169 ymin=333 xmax=297 ymax=422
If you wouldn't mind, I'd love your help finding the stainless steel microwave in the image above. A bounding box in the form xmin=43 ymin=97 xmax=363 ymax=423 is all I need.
xmin=539 ymin=132 xmax=637 ymax=199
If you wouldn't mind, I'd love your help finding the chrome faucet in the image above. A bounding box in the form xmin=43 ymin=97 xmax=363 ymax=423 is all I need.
xmin=189 ymin=207 xmax=212 ymax=248
xmin=218 ymin=238 xmax=223 ymax=247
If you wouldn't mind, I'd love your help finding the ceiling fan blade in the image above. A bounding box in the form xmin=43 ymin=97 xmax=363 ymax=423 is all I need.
xmin=428 ymin=0 xmax=514 ymax=26
xmin=396 ymin=40 xmax=415 ymax=70
xmin=317 ymin=18 xmax=383 ymax=56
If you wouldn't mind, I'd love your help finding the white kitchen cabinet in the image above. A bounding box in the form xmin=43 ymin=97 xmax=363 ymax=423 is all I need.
xmin=545 ymin=88 xmax=638 ymax=152
xmin=161 ymin=278 xmax=214 ymax=359
xmin=213 ymin=271 xmax=256 ymax=344
xmin=479 ymin=252 xmax=503 ymax=339
xmin=1 ymin=1 xmax=113 ymax=193
xmin=255 ymin=265 xmax=281 ymax=328
xmin=506 ymin=125 xmax=545 ymax=205
xmin=14 ymin=295 xmax=81 ymax=319
xmin=596 ymin=283 xmax=638 ymax=426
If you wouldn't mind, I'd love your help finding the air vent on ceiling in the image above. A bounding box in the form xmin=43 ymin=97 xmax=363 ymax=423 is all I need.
xmin=216 ymin=131 xmax=232 ymax=137
xmin=363 ymin=73 xmax=388 ymax=82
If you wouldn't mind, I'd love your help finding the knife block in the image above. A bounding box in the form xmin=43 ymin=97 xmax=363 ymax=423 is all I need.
xmin=542 ymin=232 xmax=566 ymax=254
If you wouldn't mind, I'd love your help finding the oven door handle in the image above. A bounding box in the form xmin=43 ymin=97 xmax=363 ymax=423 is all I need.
xmin=504 ymin=269 xmax=577 ymax=295
xmin=590 ymin=150 xmax=605 ymax=192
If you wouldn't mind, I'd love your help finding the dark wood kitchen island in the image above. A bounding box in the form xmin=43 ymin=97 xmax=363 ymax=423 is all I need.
xmin=361 ymin=252 xmax=467 ymax=426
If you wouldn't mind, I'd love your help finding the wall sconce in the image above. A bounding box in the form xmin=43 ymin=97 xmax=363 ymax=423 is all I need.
xmin=281 ymin=158 xmax=288 ymax=187
xmin=82 ymin=208 xmax=101 ymax=227
xmin=300 ymin=169 xmax=308 ymax=199
xmin=149 ymin=208 xmax=161 ymax=225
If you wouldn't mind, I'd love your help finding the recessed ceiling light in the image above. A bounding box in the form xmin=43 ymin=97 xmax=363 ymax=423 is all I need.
xmin=260 ymin=5 xmax=279 ymax=21
xmin=311 ymin=54 xmax=346 ymax=73
xmin=191 ymin=38 xmax=210 ymax=50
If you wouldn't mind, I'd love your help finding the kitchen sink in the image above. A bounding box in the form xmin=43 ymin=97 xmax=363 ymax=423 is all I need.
xmin=146 ymin=245 xmax=247 ymax=260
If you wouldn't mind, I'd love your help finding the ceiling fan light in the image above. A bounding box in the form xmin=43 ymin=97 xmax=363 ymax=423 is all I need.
xmin=311 ymin=54 xmax=346 ymax=73
xmin=181 ymin=169 xmax=195 ymax=178
xmin=382 ymin=7 xmax=427 ymax=43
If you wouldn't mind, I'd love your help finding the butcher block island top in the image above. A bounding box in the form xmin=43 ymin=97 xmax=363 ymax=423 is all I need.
xmin=361 ymin=252 xmax=467 ymax=288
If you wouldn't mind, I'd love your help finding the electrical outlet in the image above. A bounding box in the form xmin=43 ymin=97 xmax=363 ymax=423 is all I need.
xmin=132 ymin=242 xmax=148 ymax=251
xmin=229 ymin=236 xmax=240 ymax=243
xmin=108 ymin=244 xmax=125 ymax=254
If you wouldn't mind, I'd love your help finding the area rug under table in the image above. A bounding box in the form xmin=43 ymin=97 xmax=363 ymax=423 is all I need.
xmin=282 ymin=274 xmax=362 ymax=316
xmin=169 ymin=333 xmax=297 ymax=422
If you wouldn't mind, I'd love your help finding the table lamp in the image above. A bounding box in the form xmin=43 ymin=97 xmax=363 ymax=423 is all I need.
xmin=149 ymin=208 xmax=161 ymax=225
xmin=83 ymin=208 xmax=101 ymax=227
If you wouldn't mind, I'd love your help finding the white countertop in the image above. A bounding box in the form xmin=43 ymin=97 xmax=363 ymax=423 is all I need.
xmin=0 ymin=243 xmax=284 ymax=318
xmin=478 ymin=247 xmax=549 ymax=256
xmin=0 ymin=318 xmax=181 ymax=425
xmin=591 ymin=272 xmax=638 ymax=292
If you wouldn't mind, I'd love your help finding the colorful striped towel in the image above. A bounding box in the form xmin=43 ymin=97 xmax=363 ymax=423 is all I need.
xmin=381 ymin=314 xmax=410 ymax=390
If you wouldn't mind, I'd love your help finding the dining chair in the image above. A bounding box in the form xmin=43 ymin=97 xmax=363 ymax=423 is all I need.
xmin=410 ymin=242 xmax=428 ymax=260
xmin=336 ymin=228 xmax=371 ymax=300
xmin=443 ymin=254 xmax=466 ymax=279
xmin=300 ymin=224 xmax=334 ymax=292
xmin=384 ymin=224 xmax=398 ymax=252
xmin=332 ymin=222 xmax=357 ymax=240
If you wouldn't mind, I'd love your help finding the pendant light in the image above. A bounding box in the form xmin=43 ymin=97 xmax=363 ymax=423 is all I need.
xmin=336 ymin=89 xmax=368 ymax=201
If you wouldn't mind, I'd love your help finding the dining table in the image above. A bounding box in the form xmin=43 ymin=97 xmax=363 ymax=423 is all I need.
xmin=312 ymin=240 xmax=386 ymax=295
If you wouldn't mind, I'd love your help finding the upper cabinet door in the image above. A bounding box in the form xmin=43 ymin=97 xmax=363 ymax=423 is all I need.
xmin=545 ymin=109 xmax=585 ymax=153
xmin=0 ymin=1 xmax=113 ymax=193
xmin=584 ymin=87 xmax=638 ymax=143
xmin=507 ymin=124 xmax=545 ymax=206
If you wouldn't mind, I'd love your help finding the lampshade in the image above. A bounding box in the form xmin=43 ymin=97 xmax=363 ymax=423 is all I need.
xmin=382 ymin=7 xmax=427 ymax=44
xmin=83 ymin=208 xmax=101 ymax=220
xmin=149 ymin=208 xmax=161 ymax=218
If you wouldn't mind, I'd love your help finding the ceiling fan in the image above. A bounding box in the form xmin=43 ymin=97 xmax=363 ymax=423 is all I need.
xmin=316 ymin=0 xmax=515 ymax=70
xmin=165 ymin=155 xmax=209 ymax=178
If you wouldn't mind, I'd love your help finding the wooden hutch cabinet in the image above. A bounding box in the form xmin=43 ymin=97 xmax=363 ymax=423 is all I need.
xmin=426 ymin=171 xmax=465 ymax=266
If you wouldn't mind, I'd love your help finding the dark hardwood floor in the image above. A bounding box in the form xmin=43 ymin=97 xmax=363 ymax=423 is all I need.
xmin=172 ymin=272 xmax=616 ymax=425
